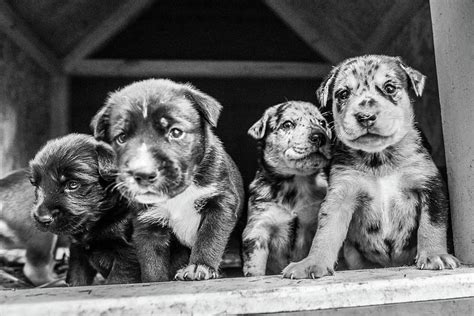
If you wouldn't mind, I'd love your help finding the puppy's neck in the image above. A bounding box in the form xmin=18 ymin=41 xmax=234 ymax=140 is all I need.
xmin=334 ymin=126 xmax=426 ymax=172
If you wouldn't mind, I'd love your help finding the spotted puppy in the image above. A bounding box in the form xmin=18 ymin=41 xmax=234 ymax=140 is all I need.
xmin=91 ymin=79 xmax=244 ymax=281
xmin=30 ymin=134 xmax=141 ymax=286
xmin=242 ymin=101 xmax=331 ymax=276
xmin=283 ymin=55 xmax=460 ymax=279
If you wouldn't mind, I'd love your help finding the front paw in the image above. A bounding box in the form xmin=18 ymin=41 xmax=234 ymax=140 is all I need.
xmin=282 ymin=258 xmax=334 ymax=279
xmin=174 ymin=264 xmax=219 ymax=281
xmin=416 ymin=253 xmax=460 ymax=270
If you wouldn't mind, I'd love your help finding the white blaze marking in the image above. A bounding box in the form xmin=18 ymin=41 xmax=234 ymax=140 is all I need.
xmin=142 ymin=99 xmax=148 ymax=118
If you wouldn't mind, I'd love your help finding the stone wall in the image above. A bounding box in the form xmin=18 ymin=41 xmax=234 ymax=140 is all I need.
xmin=0 ymin=32 xmax=51 ymax=177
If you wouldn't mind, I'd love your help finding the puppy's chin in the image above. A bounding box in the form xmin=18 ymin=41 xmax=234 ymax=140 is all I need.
xmin=134 ymin=193 xmax=170 ymax=205
xmin=269 ymin=152 xmax=328 ymax=176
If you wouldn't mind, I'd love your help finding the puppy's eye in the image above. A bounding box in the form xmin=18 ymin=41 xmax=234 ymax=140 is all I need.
xmin=319 ymin=120 xmax=327 ymax=129
xmin=29 ymin=177 xmax=37 ymax=186
xmin=115 ymin=133 xmax=127 ymax=145
xmin=384 ymin=83 xmax=397 ymax=94
xmin=281 ymin=121 xmax=295 ymax=130
xmin=169 ymin=128 xmax=184 ymax=139
xmin=336 ymin=89 xmax=350 ymax=100
xmin=65 ymin=181 xmax=80 ymax=191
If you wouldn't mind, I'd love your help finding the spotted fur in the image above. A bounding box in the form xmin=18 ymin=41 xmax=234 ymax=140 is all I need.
xmin=283 ymin=55 xmax=459 ymax=279
xmin=243 ymin=101 xmax=331 ymax=276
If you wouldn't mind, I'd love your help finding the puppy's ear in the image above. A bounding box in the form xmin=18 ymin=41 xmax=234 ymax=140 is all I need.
xmin=90 ymin=102 xmax=112 ymax=142
xmin=184 ymin=84 xmax=222 ymax=128
xmin=248 ymin=106 xmax=277 ymax=140
xmin=316 ymin=67 xmax=339 ymax=108
xmin=95 ymin=141 xmax=117 ymax=182
xmin=398 ymin=60 xmax=426 ymax=97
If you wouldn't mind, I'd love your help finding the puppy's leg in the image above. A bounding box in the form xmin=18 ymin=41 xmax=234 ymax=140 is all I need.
xmin=416 ymin=179 xmax=460 ymax=270
xmin=133 ymin=221 xmax=171 ymax=282
xmin=23 ymin=233 xmax=60 ymax=286
xmin=175 ymin=195 xmax=237 ymax=281
xmin=67 ymin=243 xmax=97 ymax=286
xmin=282 ymin=180 xmax=358 ymax=279
xmin=106 ymin=255 xmax=141 ymax=284
xmin=242 ymin=218 xmax=271 ymax=277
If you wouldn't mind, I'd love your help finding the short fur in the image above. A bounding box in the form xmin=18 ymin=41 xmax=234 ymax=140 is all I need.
xmin=91 ymin=79 xmax=244 ymax=281
xmin=0 ymin=169 xmax=59 ymax=286
xmin=283 ymin=55 xmax=459 ymax=279
xmin=29 ymin=134 xmax=140 ymax=286
xmin=243 ymin=101 xmax=331 ymax=276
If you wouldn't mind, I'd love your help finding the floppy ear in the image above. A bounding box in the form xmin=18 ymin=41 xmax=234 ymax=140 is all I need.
xmin=399 ymin=61 xmax=426 ymax=97
xmin=90 ymin=101 xmax=112 ymax=142
xmin=184 ymin=84 xmax=223 ymax=128
xmin=316 ymin=67 xmax=339 ymax=108
xmin=95 ymin=141 xmax=117 ymax=182
xmin=248 ymin=106 xmax=278 ymax=140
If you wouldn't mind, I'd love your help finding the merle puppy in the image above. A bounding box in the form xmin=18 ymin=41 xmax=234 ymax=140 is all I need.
xmin=29 ymin=134 xmax=140 ymax=286
xmin=242 ymin=101 xmax=331 ymax=276
xmin=283 ymin=55 xmax=460 ymax=279
xmin=91 ymin=79 xmax=244 ymax=281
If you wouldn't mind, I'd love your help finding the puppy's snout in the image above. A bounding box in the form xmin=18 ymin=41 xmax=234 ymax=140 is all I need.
xmin=33 ymin=206 xmax=59 ymax=225
xmin=355 ymin=113 xmax=377 ymax=128
xmin=309 ymin=132 xmax=326 ymax=146
xmin=131 ymin=169 xmax=158 ymax=185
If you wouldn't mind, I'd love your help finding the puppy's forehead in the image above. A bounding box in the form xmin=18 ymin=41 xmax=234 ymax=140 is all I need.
xmin=278 ymin=102 xmax=323 ymax=122
xmin=335 ymin=57 xmax=406 ymax=88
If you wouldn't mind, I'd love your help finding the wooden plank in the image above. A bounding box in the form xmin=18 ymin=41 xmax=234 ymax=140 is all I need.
xmin=1 ymin=266 xmax=474 ymax=315
xmin=62 ymin=0 xmax=155 ymax=71
xmin=66 ymin=59 xmax=332 ymax=79
xmin=430 ymin=0 xmax=474 ymax=264
xmin=364 ymin=0 xmax=425 ymax=54
xmin=0 ymin=2 xmax=61 ymax=73
xmin=49 ymin=75 xmax=70 ymax=138
xmin=265 ymin=297 xmax=474 ymax=316
xmin=264 ymin=0 xmax=358 ymax=64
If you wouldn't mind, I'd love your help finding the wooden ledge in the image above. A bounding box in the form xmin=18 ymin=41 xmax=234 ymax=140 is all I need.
xmin=1 ymin=266 xmax=474 ymax=315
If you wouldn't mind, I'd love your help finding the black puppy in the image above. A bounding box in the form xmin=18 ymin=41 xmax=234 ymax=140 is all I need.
xmin=29 ymin=133 xmax=140 ymax=286
xmin=91 ymin=79 xmax=244 ymax=281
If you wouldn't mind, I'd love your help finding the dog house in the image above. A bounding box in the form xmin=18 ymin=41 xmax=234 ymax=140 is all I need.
xmin=0 ymin=0 xmax=473 ymax=314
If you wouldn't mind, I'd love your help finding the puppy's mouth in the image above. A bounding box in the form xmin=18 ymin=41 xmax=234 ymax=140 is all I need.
xmin=134 ymin=192 xmax=169 ymax=204
xmin=285 ymin=147 xmax=319 ymax=160
xmin=354 ymin=133 xmax=391 ymax=143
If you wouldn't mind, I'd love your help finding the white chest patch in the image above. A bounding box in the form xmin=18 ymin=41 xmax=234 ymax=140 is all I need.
xmin=138 ymin=184 xmax=217 ymax=248
xmin=376 ymin=174 xmax=402 ymax=232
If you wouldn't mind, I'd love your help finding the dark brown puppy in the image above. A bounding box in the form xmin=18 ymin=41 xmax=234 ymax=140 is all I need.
xmin=283 ymin=55 xmax=459 ymax=279
xmin=242 ymin=101 xmax=331 ymax=276
xmin=91 ymin=79 xmax=244 ymax=281
xmin=0 ymin=169 xmax=60 ymax=286
xmin=29 ymin=133 xmax=140 ymax=286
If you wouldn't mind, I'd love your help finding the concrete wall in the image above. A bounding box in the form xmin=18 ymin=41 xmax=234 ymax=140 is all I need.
xmin=0 ymin=31 xmax=51 ymax=177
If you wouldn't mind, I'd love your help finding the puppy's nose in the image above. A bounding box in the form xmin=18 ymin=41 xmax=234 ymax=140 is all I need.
xmin=309 ymin=132 xmax=326 ymax=146
xmin=355 ymin=113 xmax=377 ymax=127
xmin=33 ymin=207 xmax=58 ymax=224
xmin=132 ymin=170 xmax=158 ymax=185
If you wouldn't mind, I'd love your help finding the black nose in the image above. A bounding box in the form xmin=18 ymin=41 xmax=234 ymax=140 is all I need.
xmin=133 ymin=170 xmax=158 ymax=185
xmin=355 ymin=113 xmax=377 ymax=127
xmin=309 ymin=132 xmax=326 ymax=146
xmin=33 ymin=207 xmax=58 ymax=224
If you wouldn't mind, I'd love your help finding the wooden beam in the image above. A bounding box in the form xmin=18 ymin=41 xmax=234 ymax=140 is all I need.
xmin=0 ymin=2 xmax=61 ymax=74
xmin=49 ymin=75 xmax=69 ymax=138
xmin=62 ymin=0 xmax=155 ymax=71
xmin=364 ymin=0 xmax=426 ymax=54
xmin=431 ymin=0 xmax=474 ymax=264
xmin=1 ymin=267 xmax=474 ymax=315
xmin=264 ymin=0 xmax=359 ymax=64
xmin=66 ymin=59 xmax=332 ymax=79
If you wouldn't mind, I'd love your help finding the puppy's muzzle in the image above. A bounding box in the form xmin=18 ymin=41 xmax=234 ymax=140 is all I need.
xmin=33 ymin=205 xmax=59 ymax=225
xmin=129 ymin=168 xmax=158 ymax=186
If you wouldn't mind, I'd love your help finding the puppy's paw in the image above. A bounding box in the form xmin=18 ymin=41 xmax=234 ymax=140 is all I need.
xmin=243 ymin=264 xmax=265 ymax=277
xmin=282 ymin=258 xmax=334 ymax=279
xmin=174 ymin=264 xmax=218 ymax=281
xmin=416 ymin=253 xmax=460 ymax=270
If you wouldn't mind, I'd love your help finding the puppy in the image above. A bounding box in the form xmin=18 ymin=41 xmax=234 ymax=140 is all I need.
xmin=29 ymin=133 xmax=141 ymax=286
xmin=91 ymin=79 xmax=244 ymax=281
xmin=242 ymin=101 xmax=331 ymax=276
xmin=283 ymin=55 xmax=460 ymax=279
xmin=0 ymin=169 xmax=60 ymax=286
